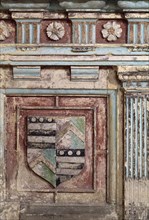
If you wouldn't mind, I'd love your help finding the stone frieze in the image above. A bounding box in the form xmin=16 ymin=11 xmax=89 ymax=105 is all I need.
xmin=1 ymin=0 xmax=149 ymax=10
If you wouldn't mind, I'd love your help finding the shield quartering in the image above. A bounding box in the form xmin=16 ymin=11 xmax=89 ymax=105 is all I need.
xmin=27 ymin=116 xmax=85 ymax=188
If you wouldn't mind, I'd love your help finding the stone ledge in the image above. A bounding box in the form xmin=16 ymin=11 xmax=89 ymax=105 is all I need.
xmin=1 ymin=1 xmax=149 ymax=12
xmin=1 ymin=0 xmax=50 ymax=9
xmin=20 ymin=204 xmax=118 ymax=220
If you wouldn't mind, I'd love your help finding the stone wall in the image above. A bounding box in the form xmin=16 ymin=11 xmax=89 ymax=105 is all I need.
xmin=0 ymin=1 xmax=149 ymax=219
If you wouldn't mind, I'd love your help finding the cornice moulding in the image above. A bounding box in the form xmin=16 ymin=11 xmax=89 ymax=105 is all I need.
xmin=124 ymin=12 xmax=149 ymax=19
xmin=0 ymin=11 xmax=11 ymax=19
xmin=118 ymin=73 xmax=149 ymax=82
xmin=57 ymin=0 xmax=107 ymax=10
xmin=11 ymin=12 xmax=44 ymax=19
xmin=118 ymin=66 xmax=149 ymax=73
xmin=1 ymin=11 xmax=149 ymax=20
xmin=1 ymin=0 xmax=149 ymax=12
xmin=118 ymin=0 xmax=149 ymax=9
xmin=118 ymin=66 xmax=149 ymax=90
xmin=1 ymin=0 xmax=50 ymax=9
xmin=68 ymin=12 xmax=124 ymax=19
xmin=118 ymin=66 xmax=149 ymax=82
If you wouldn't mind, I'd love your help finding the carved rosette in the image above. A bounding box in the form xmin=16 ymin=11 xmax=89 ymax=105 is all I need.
xmin=0 ymin=21 xmax=10 ymax=41
xmin=101 ymin=21 xmax=122 ymax=42
xmin=46 ymin=22 xmax=65 ymax=41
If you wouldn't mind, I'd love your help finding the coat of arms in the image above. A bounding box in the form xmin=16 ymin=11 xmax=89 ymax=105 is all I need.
xmin=27 ymin=116 xmax=85 ymax=187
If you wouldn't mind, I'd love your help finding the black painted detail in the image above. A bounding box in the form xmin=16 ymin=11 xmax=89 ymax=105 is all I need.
xmin=28 ymin=130 xmax=56 ymax=136
xmin=27 ymin=142 xmax=55 ymax=149
xmin=56 ymin=175 xmax=73 ymax=186
xmin=56 ymin=177 xmax=61 ymax=187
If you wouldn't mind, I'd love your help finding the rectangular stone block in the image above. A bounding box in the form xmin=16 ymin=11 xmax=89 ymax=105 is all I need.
xmin=13 ymin=66 xmax=41 ymax=80
xmin=71 ymin=66 xmax=99 ymax=81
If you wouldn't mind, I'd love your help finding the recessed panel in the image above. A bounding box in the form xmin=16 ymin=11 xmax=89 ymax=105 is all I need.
xmin=6 ymin=96 xmax=107 ymax=203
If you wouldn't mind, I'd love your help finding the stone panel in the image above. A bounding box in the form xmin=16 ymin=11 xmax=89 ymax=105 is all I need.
xmin=1 ymin=2 xmax=148 ymax=219
xmin=5 ymin=95 xmax=107 ymax=206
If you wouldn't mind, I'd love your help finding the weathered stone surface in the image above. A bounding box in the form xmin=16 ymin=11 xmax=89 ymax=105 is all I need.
xmin=0 ymin=67 xmax=118 ymax=90
xmin=118 ymin=0 xmax=149 ymax=9
xmin=0 ymin=202 xmax=20 ymax=220
xmin=0 ymin=19 xmax=16 ymax=44
xmin=1 ymin=0 xmax=50 ymax=9
xmin=6 ymin=96 xmax=106 ymax=195
xmin=20 ymin=205 xmax=118 ymax=220
xmin=0 ymin=5 xmax=149 ymax=220
xmin=57 ymin=0 xmax=107 ymax=9
xmin=125 ymin=181 xmax=149 ymax=220
xmin=118 ymin=65 xmax=149 ymax=89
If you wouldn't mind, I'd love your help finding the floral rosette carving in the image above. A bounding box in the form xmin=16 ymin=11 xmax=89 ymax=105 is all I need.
xmin=0 ymin=21 xmax=10 ymax=41
xmin=46 ymin=22 xmax=65 ymax=41
xmin=101 ymin=21 xmax=122 ymax=42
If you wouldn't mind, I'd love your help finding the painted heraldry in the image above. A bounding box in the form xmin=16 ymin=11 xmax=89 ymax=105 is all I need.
xmin=27 ymin=116 xmax=85 ymax=188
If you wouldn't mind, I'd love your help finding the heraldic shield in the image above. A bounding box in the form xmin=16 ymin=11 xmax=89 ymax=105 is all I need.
xmin=27 ymin=116 xmax=85 ymax=187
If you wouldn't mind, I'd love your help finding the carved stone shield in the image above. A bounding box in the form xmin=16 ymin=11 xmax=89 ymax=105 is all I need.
xmin=27 ymin=116 xmax=85 ymax=187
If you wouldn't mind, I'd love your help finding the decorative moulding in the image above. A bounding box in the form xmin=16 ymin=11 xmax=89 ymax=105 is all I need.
xmin=13 ymin=66 xmax=41 ymax=80
xmin=57 ymin=0 xmax=107 ymax=9
xmin=71 ymin=66 xmax=99 ymax=81
xmin=118 ymin=66 xmax=149 ymax=76
xmin=11 ymin=12 xmax=44 ymax=19
xmin=127 ymin=46 xmax=149 ymax=52
xmin=118 ymin=0 xmax=149 ymax=9
xmin=1 ymin=0 xmax=149 ymax=11
xmin=118 ymin=66 xmax=149 ymax=89
xmin=71 ymin=46 xmax=95 ymax=53
xmin=1 ymin=0 xmax=50 ymax=9
xmin=118 ymin=72 xmax=149 ymax=82
xmin=124 ymin=12 xmax=149 ymax=19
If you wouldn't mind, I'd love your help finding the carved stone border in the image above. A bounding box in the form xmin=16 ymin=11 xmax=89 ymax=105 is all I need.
xmin=0 ymin=88 xmax=118 ymax=219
